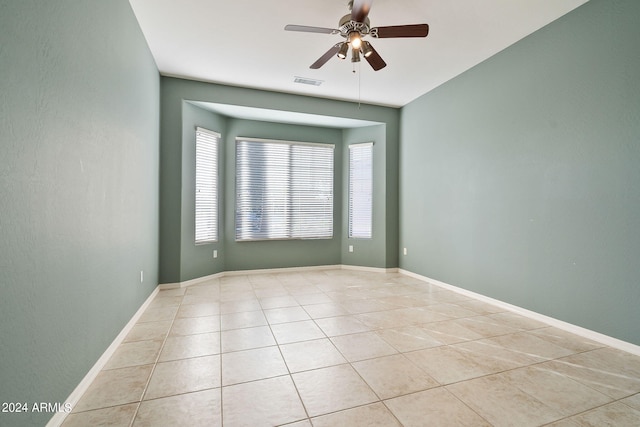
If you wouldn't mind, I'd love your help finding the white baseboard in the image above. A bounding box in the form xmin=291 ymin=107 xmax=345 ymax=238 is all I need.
xmin=158 ymin=271 xmax=225 ymax=289
xmin=398 ymin=269 xmax=640 ymax=357
xmin=341 ymin=264 xmax=399 ymax=274
xmin=224 ymin=264 xmax=344 ymax=276
xmin=161 ymin=264 xmax=396 ymax=288
xmin=47 ymin=287 xmax=160 ymax=427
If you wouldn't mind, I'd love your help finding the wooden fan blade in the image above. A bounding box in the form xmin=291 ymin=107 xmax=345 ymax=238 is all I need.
xmin=285 ymin=25 xmax=339 ymax=35
xmin=372 ymin=24 xmax=429 ymax=38
xmin=351 ymin=0 xmax=373 ymax=23
xmin=310 ymin=43 xmax=342 ymax=69
xmin=364 ymin=43 xmax=386 ymax=71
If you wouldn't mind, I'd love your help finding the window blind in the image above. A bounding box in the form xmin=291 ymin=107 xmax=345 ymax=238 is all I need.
xmin=235 ymin=137 xmax=334 ymax=241
xmin=349 ymin=142 xmax=373 ymax=239
xmin=195 ymin=127 xmax=219 ymax=243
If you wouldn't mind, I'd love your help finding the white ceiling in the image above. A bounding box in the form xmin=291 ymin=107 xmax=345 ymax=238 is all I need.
xmin=189 ymin=101 xmax=382 ymax=128
xmin=129 ymin=0 xmax=588 ymax=109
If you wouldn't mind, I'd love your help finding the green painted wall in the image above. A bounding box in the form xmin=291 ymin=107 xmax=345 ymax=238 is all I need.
xmin=159 ymin=77 xmax=400 ymax=282
xmin=399 ymin=0 xmax=640 ymax=345
xmin=0 ymin=1 xmax=160 ymax=426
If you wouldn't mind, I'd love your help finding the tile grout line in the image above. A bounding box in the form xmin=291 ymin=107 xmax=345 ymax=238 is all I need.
xmin=218 ymin=283 xmax=225 ymax=427
xmin=128 ymin=291 xmax=185 ymax=427
xmin=261 ymin=275 xmax=315 ymax=425
xmin=72 ymin=270 xmax=640 ymax=426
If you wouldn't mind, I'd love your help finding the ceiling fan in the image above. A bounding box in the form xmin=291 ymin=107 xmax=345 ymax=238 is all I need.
xmin=285 ymin=0 xmax=429 ymax=71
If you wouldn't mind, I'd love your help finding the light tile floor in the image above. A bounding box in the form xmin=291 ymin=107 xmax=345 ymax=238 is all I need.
xmin=64 ymin=269 xmax=640 ymax=426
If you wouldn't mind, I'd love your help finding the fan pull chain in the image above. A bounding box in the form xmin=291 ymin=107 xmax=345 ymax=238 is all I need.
xmin=354 ymin=61 xmax=362 ymax=109
xmin=358 ymin=63 xmax=361 ymax=108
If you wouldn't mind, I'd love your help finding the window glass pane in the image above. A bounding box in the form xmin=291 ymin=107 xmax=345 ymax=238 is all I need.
xmin=349 ymin=143 xmax=373 ymax=239
xmin=290 ymin=144 xmax=334 ymax=238
xmin=235 ymin=138 xmax=334 ymax=241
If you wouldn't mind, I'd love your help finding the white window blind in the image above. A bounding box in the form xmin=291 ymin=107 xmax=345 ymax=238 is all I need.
xmin=195 ymin=127 xmax=219 ymax=243
xmin=235 ymin=137 xmax=334 ymax=241
xmin=349 ymin=142 xmax=373 ymax=239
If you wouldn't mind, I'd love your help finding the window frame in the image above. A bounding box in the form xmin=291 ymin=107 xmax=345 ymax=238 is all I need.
xmin=235 ymin=137 xmax=335 ymax=242
xmin=194 ymin=127 xmax=220 ymax=244
xmin=348 ymin=142 xmax=373 ymax=239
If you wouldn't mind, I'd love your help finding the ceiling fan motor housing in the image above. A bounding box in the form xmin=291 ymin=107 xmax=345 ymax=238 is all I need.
xmin=338 ymin=14 xmax=370 ymax=38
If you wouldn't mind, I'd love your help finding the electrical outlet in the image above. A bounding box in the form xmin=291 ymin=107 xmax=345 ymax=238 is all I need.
xmin=213 ymin=250 xmax=218 ymax=259
xmin=348 ymin=245 xmax=354 ymax=253
xmin=403 ymin=247 xmax=408 ymax=255
xmin=140 ymin=270 xmax=144 ymax=283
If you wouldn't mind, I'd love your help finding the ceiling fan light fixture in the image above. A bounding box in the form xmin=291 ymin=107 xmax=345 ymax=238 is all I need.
xmin=348 ymin=32 xmax=362 ymax=50
xmin=351 ymin=47 xmax=361 ymax=63
xmin=361 ymin=41 xmax=373 ymax=57
xmin=337 ymin=42 xmax=349 ymax=59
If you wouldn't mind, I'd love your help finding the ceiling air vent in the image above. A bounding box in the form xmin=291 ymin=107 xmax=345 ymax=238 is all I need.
xmin=294 ymin=76 xmax=323 ymax=86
